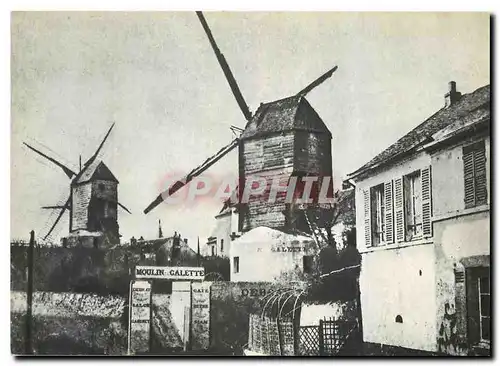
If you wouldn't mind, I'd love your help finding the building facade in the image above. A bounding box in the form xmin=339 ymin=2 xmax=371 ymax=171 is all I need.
xmin=347 ymin=82 xmax=490 ymax=355
xmin=205 ymin=203 xmax=239 ymax=258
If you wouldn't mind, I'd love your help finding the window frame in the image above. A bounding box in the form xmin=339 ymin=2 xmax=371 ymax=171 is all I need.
xmin=370 ymin=183 xmax=386 ymax=246
xmin=233 ymin=256 xmax=240 ymax=273
xmin=403 ymin=170 xmax=423 ymax=241
xmin=303 ymin=255 xmax=314 ymax=274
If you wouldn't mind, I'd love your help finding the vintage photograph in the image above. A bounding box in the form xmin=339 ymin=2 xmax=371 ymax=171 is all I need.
xmin=10 ymin=11 xmax=490 ymax=356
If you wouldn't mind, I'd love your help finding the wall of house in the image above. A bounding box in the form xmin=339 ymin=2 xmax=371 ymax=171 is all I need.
xmin=207 ymin=210 xmax=233 ymax=258
xmin=354 ymin=152 xmax=436 ymax=351
xmin=230 ymin=229 xmax=317 ymax=282
xmin=431 ymin=137 xmax=490 ymax=219
xmin=433 ymin=211 xmax=490 ymax=355
xmin=71 ymin=183 xmax=92 ymax=231
xmin=431 ymin=137 xmax=490 ymax=355
xmin=359 ymin=243 xmax=437 ymax=352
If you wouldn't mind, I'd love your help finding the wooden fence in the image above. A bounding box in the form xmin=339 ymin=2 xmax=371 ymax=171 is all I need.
xmin=248 ymin=314 xmax=358 ymax=356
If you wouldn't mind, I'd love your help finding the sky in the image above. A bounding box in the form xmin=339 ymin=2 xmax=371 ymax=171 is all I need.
xmin=11 ymin=12 xmax=490 ymax=249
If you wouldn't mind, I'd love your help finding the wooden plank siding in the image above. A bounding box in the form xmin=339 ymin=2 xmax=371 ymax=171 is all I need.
xmin=71 ymin=183 xmax=92 ymax=232
xmin=240 ymin=132 xmax=332 ymax=232
xmin=294 ymin=131 xmax=332 ymax=175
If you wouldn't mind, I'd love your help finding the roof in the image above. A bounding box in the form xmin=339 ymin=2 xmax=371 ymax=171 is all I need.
xmin=240 ymin=95 xmax=331 ymax=140
xmin=74 ymin=160 xmax=118 ymax=184
xmin=348 ymin=84 xmax=490 ymax=179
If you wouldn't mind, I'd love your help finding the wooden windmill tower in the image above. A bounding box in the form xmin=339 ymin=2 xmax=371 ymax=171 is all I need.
xmin=24 ymin=123 xmax=131 ymax=247
xmin=144 ymin=12 xmax=336 ymax=239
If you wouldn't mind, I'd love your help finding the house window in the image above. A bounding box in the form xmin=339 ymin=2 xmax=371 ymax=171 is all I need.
xmin=370 ymin=184 xmax=385 ymax=246
xmin=211 ymin=246 xmax=215 ymax=256
xmin=478 ymin=274 xmax=491 ymax=342
xmin=233 ymin=257 xmax=240 ymax=273
xmin=98 ymin=183 xmax=105 ymax=192
xmin=220 ymin=239 xmax=224 ymax=252
xmin=466 ymin=267 xmax=490 ymax=345
xmin=403 ymin=170 xmax=422 ymax=240
xmin=303 ymin=256 xmax=313 ymax=274
xmin=463 ymin=141 xmax=487 ymax=208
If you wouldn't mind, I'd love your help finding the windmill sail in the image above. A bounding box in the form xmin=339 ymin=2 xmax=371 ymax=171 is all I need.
xmin=196 ymin=11 xmax=252 ymax=121
xmin=144 ymin=137 xmax=239 ymax=214
xmin=43 ymin=196 xmax=71 ymax=240
xmin=81 ymin=122 xmax=115 ymax=171
xmin=23 ymin=143 xmax=76 ymax=179
xmin=296 ymin=65 xmax=338 ymax=97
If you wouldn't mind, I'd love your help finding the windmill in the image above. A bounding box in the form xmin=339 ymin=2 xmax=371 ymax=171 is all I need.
xmin=144 ymin=12 xmax=337 ymax=246
xmin=24 ymin=123 xmax=131 ymax=246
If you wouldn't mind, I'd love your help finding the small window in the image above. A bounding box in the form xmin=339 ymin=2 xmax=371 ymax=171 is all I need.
xmin=221 ymin=239 xmax=224 ymax=252
xmin=467 ymin=267 xmax=490 ymax=344
xmin=98 ymin=183 xmax=105 ymax=192
xmin=403 ymin=170 xmax=422 ymax=240
xmin=233 ymin=257 xmax=240 ymax=273
xmin=370 ymin=184 xmax=385 ymax=246
xmin=303 ymin=256 xmax=313 ymax=274
xmin=463 ymin=141 xmax=487 ymax=208
xmin=479 ymin=274 xmax=491 ymax=342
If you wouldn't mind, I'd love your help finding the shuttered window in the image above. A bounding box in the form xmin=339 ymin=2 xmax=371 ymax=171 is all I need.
xmin=463 ymin=141 xmax=487 ymax=208
xmin=363 ymin=189 xmax=371 ymax=247
xmin=403 ymin=171 xmax=422 ymax=240
xmin=363 ymin=167 xmax=431 ymax=247
xmin=421 ymin=167 xmax=432 ymax=237
xmin=370 ymin=184 xmax=385 ymax=246
xmin=394 ymin=177 xmax=405 ymax=242
xmin=384 ymin=181 xmax=394 ymax=244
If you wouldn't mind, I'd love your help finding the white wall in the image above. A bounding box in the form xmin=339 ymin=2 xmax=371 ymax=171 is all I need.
xmin=359 ymin=243 xmax=437 ymax=351
xmin=229 ymin=227 xmax=317 ymax=282
xmin=205 ymin=208 xmax=237 ymax=258
xmin=431 ymin=137 xmax=490 ymax=218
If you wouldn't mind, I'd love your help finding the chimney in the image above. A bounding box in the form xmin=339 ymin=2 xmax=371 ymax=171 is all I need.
xmin=444 ymin=81 xmax=462 ymax=108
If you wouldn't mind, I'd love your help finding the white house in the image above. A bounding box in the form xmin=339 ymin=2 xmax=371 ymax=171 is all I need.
xmin=204 ymin=198 xmax=240 ymax=258
xmin=346 ymin=82 xmax=490 ymax=356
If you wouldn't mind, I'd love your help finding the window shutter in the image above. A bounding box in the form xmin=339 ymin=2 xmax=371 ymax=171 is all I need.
xmin=474 ymin=146 xmax=487 ymax=205
xmin=463 ymin=141 xmax=487 ymax=208
xmin=394 ymin=177 xmax=405 ymax=242
xmin=363 ymin=189 xmax=371 ymax=247
xmin=421 ymin=166 xmax=432 ymax=237
xmin=463 ymin=149 xmax=475 ymax=208
xmin=384 ymin=181 xmax=394 ymax=244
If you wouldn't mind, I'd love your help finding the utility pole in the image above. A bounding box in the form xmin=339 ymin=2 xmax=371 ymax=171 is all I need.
xmin=25 ymin=230 xmax=35 ymax=355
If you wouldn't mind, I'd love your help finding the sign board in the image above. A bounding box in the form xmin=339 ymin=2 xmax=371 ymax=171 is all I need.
xmin=135 ymin=266 xmax=205 ymax=281
xmin=191 ymin=281 xmax=211 ymax=350
xmin=128 ymin=280 xmax=151 ymax=355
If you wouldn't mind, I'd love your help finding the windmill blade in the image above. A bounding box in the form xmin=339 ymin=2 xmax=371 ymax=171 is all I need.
xmin=41 ymin=205 xmax=67 ymax=209
xmin=144 ymin=138 xmax=239 ymax=214
xmin=118 ymin=202 xmax=132 ymax=214
xmin=296 ymin=65 xmax=338 ymax=97
xmin=196 ymin=11 xmax=252 ymax=121
xmin=82 ymin=123 xmax=115 ymax=170
xmin=43 ymin=196 xmax=71 ymax=240
xmin=23 ymin=143 xmax=76 ymax=179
